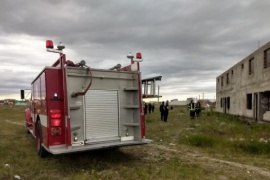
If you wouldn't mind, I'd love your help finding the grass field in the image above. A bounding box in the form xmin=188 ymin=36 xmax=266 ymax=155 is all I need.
xmin=1 ymin=105 xmax=270 ymax=179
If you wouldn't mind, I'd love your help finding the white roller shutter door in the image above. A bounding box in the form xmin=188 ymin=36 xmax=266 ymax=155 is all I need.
xmin=85 ymin=90 xmax=119 ymax=142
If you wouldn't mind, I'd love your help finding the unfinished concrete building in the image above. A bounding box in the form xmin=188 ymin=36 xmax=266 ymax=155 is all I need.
xmin=216 ymin=41 xmax=270 ymax=122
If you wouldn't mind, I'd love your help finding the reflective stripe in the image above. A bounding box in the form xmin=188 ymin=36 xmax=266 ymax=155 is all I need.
xmin=190 ymin=103 xmax=195 ymax=110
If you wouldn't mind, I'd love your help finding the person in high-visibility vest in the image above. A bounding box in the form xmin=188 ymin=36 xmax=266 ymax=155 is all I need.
xmin=187 ymin=99 xmax=196 ymax=119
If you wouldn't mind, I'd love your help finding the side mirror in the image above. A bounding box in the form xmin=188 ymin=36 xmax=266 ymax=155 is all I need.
xmin=20 ymin=90 xmax=25 ymax=100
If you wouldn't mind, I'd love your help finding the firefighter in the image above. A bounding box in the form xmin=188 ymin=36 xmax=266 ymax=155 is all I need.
xmin=196 ymin=101 xmax=202 ymax=116
xmin=152 ymin=103 xmax=155 ymax=113
xmin=163 ymin=100 xmax=169 ymax=122
xmin=188 ymin=99 xmax=196 ymax=119
xmin=159 ymin=101 xmax=165 ymax=121
xmin=148 ymin=103 xmax=152 ymax=114
xmin=144 ymin=102 xmax=148 ymax=115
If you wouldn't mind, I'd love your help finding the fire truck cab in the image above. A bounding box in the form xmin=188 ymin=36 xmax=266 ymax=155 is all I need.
xmin=23 ymin=40 xmax=150 ymax=157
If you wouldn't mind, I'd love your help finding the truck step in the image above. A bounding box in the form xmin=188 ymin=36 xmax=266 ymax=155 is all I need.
xmin=123 ymin=87 xmax=138 ymax=91
xmin=71 ymin=125 xmax=81 ymax=131
xmin=70 ymin=106 xmax=80 ymax=110
xmin=122 ymin=123 xmax=140 ymax=126
xmin=123 ymin=105 xmax=139 ymax=109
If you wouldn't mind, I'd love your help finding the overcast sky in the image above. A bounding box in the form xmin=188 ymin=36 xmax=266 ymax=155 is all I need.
xmin=0 ymin=0 xmax=270 ymax=101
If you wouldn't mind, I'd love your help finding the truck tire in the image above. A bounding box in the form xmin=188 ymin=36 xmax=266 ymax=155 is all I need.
xmin=36 ymin=121 xmax=48 ymax=158
xmin=25 ymin=122 xmax=30 ymax=134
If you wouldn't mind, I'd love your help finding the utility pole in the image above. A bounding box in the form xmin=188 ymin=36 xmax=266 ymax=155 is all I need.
xmin=158 ymin=86 xmax=160 ymax=103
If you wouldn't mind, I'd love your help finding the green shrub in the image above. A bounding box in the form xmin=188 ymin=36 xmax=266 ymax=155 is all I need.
xmin=236 ymin=141 xmax=270 ymax=155
xmin=184 ymin=135 xmax=216 ymax=148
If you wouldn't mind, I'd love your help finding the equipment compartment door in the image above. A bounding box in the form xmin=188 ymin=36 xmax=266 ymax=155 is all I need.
xmin=85 ymin=90 xmax=119 ymax=143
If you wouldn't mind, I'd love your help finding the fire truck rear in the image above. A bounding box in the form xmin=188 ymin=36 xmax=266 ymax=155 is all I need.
xmin=23 ymin=40 xmax=150 ymax=157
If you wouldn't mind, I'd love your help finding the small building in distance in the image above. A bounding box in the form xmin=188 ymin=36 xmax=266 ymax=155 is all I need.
xmin=4 ymin=99 xmax=16 ymax=106
xmin=170 ymin=99 xmax=188 ymax=106
xmin=15 ymin=100 xmax=29 ymax=106
xmin=0 ymin=99 xmax=29 ymax=106
xmin=216 ymin=41 xmax=270 ymax=122
xmin=169 ymin=98 xmax=214 ymax=107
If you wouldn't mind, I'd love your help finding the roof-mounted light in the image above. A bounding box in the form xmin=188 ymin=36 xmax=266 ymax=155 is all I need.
xmin=136 ymin=52 xmax=142 ymax=59
xmin=57 ymin=42 xmax=65 ymax=50
xmin=127 ymin=52 xmax=134 ymax=59
xmin=46 ymin=40 xmax=64 ymax=54
xmin=46 ymin=40 xmax=54 ymax=49
xmin=133 ymin=52 xmax=143 ymax=62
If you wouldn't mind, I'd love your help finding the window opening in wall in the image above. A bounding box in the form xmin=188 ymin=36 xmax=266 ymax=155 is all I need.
xmin=221 ymin=76 xmax=223 ymax=86
xmin=267 ymin=94 xmax=270 ymax=111
xmin=249 ymin=58 xmax=254 ymax=75
xmin=220 ymin=98 xmax=222 ymax=108
xmin=264 ymin=48 xmax=270 ymax=68
xmin=227 ymin=97 xmax=230 ymax=109
xmin=267 ymin=95 xmax=270 ymax=111
xmin=263 ymin=92 xmax=270 ymax=111
xmin=231 ymin=70 xmax=233 ymax=75
xmin=246 ymin=93 xmax=252 ymax=109
xmin=226 ymin=73 xmax=229 ymax=84
xmin=242 ymin=64 xmax=244 ymax=69
xmin=260 ymin=91 xmax=270 ymax=111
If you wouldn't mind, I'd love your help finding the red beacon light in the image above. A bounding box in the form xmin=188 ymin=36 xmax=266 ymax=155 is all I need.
xmin=136 ymin=52 xmax=142 ymax=59
xmin=46 ymin=40 xmax=64 ymax=54
xmin=46 ymin=40 xmax=54 ymax=49
xmin=133 ymin=52 xmax=143 ymax=62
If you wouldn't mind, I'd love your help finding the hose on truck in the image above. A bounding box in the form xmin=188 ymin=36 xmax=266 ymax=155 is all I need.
xmin=67 ymin=60 xmax=93 ymax=98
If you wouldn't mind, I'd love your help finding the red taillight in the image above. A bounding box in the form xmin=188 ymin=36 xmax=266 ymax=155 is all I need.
xmin=51 ymin=119 xmax=61 ymax=127
xmin=136 ymin=52 xmax=142 ymax=59
xmin=50 ymin=110 xmax=61 ymax=118
xmin=46 ymin=40 xmax=54 ymax=49
xmin=50 ymin=109 xmax=62 ymax=136
xmin=50 ymin=110 xmax=62 ymax=126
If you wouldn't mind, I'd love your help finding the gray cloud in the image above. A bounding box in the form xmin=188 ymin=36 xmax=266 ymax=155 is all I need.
xmin=0 ymin=0 xmax=270 ymax=100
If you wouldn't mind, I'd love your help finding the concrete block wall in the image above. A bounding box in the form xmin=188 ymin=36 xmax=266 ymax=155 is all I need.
xmin=216 ymin=41 xmax=270 ymax=121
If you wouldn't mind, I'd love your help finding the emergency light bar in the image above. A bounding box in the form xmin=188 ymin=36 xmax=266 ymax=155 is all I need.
xmin=127 ymin=52 xmax=143 ymax=62
xmin=46 ymin=40 xmax=65 ymax=53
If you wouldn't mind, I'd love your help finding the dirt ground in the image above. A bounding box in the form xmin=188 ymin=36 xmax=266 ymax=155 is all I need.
xmin=122 ymin=143 xmax=270 ymax=180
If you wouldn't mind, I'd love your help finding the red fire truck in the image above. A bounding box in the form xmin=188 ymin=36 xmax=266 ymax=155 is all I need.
xmin=23 ymin=40 xmax=150 ymax=157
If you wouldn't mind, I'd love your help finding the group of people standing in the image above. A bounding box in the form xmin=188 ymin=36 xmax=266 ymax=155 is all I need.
xmin=187 ymin=99 xmax=201 ymax=119
xmin=144 ymin=101 xmax=170 ymax=122
xmin=159 ymin=100 xmax=169 ymax=122
xmin=144 ymin=99 xmax=201 ymax=121
xmin=144 ymin=102 xmax=155 ymax=115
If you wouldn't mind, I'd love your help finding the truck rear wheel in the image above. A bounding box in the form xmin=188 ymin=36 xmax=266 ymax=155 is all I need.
xmin=25 ymin=122 xmax=30 ymax=134
xmin=37 ymin=121 xmax=48 ymax=158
